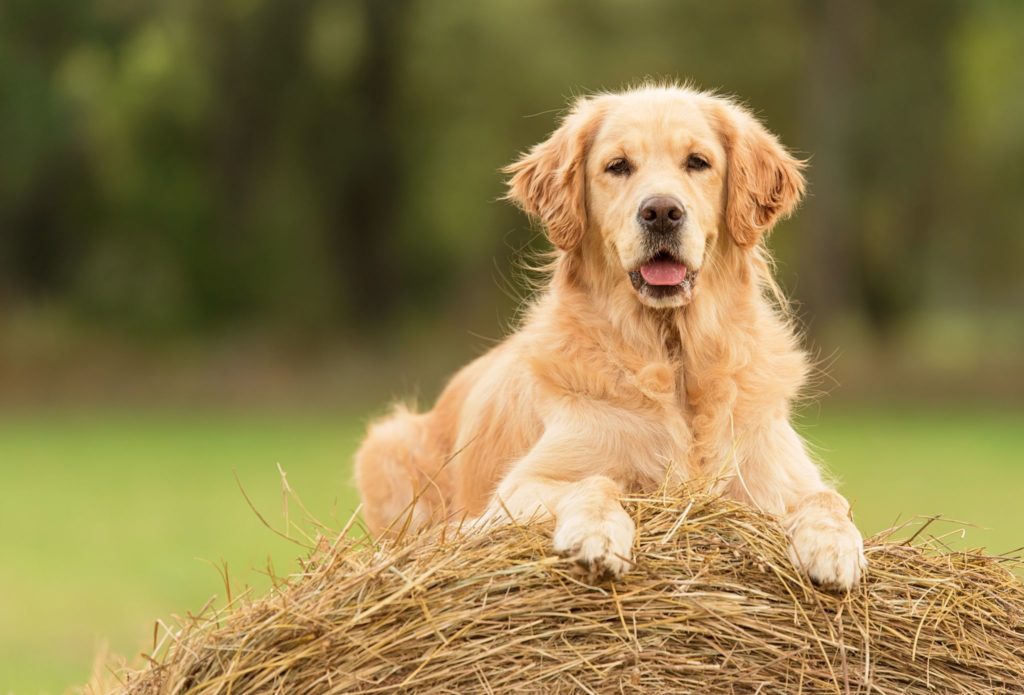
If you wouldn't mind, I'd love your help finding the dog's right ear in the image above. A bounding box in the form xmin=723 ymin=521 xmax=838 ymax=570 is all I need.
xmin=503 ymin=98 xmax=603 ymax=251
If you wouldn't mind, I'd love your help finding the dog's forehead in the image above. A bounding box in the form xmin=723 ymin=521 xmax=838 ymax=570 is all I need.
xmin=595 ymin=91 xmax=719 ymax=154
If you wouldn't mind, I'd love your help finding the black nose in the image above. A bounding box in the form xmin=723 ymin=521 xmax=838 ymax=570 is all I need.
xmin=637 ymin=196 xmax=685 ymax=234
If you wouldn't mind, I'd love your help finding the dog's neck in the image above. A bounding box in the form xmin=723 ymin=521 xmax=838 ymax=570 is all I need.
xmin=553 ymin=239 xmax=763 ymax=369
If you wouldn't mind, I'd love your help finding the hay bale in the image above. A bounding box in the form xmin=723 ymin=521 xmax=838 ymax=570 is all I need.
xmin=121 ymin=489 xmax=1024 ymax=694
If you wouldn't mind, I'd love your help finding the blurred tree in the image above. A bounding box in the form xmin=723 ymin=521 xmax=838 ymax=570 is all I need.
xmin=0 ymin=0 xmax=98 ymax=300
xmin=307 ymin=0 xmax=411 ymax=325
xmin=849 ymin=0 xmax=965 ymax=338
xmin=796 ymin=0 xmax=864 ymax=332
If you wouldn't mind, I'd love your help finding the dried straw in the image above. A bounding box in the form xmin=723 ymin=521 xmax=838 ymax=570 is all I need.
xmin=115 ymin=487 xmax=1024 ymax=694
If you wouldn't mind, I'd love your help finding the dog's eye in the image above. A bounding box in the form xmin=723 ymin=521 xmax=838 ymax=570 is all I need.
xmin=686 ymin=154 xmax=710 ymax=172
xmin=605 ymin=158 xmax=633 ymax=177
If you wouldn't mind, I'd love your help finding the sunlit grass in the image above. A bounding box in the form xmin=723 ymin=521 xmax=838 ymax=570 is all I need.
xmin=799 ymin=405 xmax=1024 ymax=553
xmin=0 ymin=411 xmax=364 ymax=694
xmin=1 ymin=405 xmax=1021 ymax=693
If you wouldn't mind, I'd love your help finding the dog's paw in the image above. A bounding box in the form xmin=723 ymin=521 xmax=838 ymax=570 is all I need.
xmin=552 ymin=506 xmax=635 ymax=581
xmin=786 ymin=503 xmax=866 ymax=592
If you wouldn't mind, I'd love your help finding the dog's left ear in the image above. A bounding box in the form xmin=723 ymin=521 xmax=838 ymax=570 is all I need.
xmin=503 ymin=97 xmax=604 ymax=251
xmin=714 ymin=102 xmax=806 ymax=248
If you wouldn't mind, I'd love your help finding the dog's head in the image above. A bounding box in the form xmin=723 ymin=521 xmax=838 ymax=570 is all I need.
xmin=505 ymin=86 xmax=805 ymax=308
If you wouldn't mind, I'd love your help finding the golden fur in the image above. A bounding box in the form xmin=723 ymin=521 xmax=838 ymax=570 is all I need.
xmin=355 ymin=85 xmax=865 ymax=590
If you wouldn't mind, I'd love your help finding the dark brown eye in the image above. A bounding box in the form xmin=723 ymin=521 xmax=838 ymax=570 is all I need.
xmin=605 ymin=158 xmax=633 ymax=176
xmin=686 ymin=154 xmax=710 ymax=172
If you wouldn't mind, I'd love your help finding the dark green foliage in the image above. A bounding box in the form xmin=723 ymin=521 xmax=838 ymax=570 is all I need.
xmin=0 ymin=0 xmax=1021 ymax=337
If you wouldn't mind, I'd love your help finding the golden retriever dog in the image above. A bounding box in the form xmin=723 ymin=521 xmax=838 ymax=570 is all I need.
xmin=354 ymin=84 xmax=866 ymax=590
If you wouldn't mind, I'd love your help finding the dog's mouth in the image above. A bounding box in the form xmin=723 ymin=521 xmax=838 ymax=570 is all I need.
xmin=628 ymin=251 xmax=698 ymax=303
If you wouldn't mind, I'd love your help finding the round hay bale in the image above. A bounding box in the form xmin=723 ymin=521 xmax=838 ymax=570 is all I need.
xmin=122 ymin=489 xmax=1024 ymax=694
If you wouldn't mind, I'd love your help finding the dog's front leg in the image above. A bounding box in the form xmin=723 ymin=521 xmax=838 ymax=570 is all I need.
xmin=475 ymin=430 xmax=635 ymax=581
xmin=730 ymin=418 xmax=866 ymax=591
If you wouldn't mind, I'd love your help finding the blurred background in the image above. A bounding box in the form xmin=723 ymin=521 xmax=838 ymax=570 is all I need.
xmin=1 ymin=0 xmax=1022 ymax=691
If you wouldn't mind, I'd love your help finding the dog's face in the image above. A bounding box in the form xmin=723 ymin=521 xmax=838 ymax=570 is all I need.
xmin=506 ymin=86 xmax=805 ymax=309
xmin=586 ymin=92 xmax=727 ymax=307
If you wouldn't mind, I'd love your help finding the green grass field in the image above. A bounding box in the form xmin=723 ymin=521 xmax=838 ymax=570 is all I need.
xmin=2 ymin=406 xmax=1022 ymax=694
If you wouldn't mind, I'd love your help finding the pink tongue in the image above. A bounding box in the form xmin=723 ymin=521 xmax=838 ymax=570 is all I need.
xmin=640 ymin=259 xmax=687 ymax=286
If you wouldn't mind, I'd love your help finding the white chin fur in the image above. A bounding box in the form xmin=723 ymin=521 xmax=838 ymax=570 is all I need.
xmin=635 ymin=286 xmax=693 ymax=309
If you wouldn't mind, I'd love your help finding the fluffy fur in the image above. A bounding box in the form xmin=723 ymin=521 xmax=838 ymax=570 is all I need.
xmin=354 ymin=84 xmax=865 ymax=590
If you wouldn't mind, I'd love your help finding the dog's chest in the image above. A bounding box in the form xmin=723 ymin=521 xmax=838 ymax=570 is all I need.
xmin=627 ymin=358 xmax=692 ymax=419
xmin=616 ymin=361 xmax=696 ymax=490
